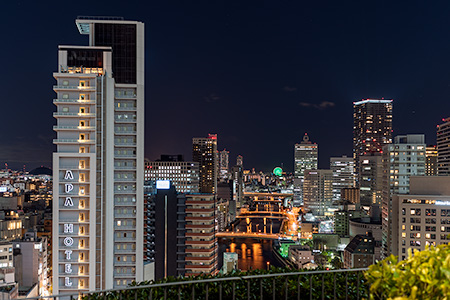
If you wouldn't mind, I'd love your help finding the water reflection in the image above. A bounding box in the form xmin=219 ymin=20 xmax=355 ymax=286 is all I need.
xmin=218 ymin=238 xmax=282 ymax=271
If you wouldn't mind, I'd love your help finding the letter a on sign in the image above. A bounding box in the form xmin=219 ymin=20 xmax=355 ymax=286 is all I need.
xmin=65 ymin=170 xmax=74 ymax=180
xmin=65 ymin=183 xmax=74 ymax=193
xmin=64 ymin=197 xmax=74 ymax=207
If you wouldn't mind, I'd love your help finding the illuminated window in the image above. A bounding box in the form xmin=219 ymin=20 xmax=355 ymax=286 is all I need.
xmin=79 ymin=200 xmax=85 ymax=209
xmin=79 ymin=134 xmax=85 ymax=141
xmin=79 ymin=252 xmax=84 ymax=261
xmin=79 ymin=279 xmax=84 ymax=287
xmin=79 ymin=147 xmax=86 ymax=154
xmin=79 ymin=173 xmax=85 ymax=182
xmin=79 ymin=160 xmax=86 ymax=169
xmin=80 ymin=107 xmax=86 ymax=114
xmin=79 ymin=186 xmax=85 ymax=195
xmin=80 ymin=94 xmax=85 ymax=100
xmin=79 ymin=81 xmax=86 ymax=87
xmin=80 ymin=120 xmax=86 ymax=127
xmin=79 ymin=239 xmax=85 ymax=248
xmin=79 ymin=265 xmax=84 ymax=274
xmin=79 ymin=226 xmax=85 ymax=235
xmin=79 ymin=213 xmax=85 ymax=222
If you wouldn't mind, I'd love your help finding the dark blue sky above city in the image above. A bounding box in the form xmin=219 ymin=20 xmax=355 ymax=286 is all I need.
xmin=2 ymin=1 xmax=450 ymax=172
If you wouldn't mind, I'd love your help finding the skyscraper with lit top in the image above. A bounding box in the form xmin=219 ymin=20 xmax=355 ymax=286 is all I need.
xmin=353 ymin=99 xmax=393 ymax=181
xmin=219 ymin=149 xmax=229 ymax=181
xmin=293 ymin=133 xmax=318 ymax=206
xmin=53 ymin=17 xmax=144 ymax=294
xmin=192 ymin=134 xmax=218 ymax=194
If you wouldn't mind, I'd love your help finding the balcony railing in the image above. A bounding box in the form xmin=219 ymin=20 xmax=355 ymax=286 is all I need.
xmin=53 ymin=112 xmax=96 ymax=117
xmin=53 ymin=85 xmax=96 ymax=91
xmin=53 ymin=139 xmax=95 ymax=144
xmin=53 ymin=98 xmax=96 ymax=104
xmin=53 ymin=125 xmax=96 ymax=131
xmin=26 ymin=268 xmax=368 ymax=300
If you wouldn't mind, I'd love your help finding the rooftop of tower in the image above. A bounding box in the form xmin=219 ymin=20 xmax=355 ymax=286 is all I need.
xmin=353 ymin=99 xmax=393 ymax=105
xmin=75 ymin=16 xmax=142 ymax=34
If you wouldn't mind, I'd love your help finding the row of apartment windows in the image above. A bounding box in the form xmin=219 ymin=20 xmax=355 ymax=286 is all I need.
xmin=60 ymin=93 xmax=91 ymax=100
xmin=116 ymin=244 xmax=136 ymax=250
xmin=60 ymin=80 xmax=90 ymax=87
xmin=115 ymin=267 xmax=136 ymax=274
xmin=116 ymin=220 xmax=136 ymax=226
xmin=115 ymin=255 xmax=136 ymax=262
xmin=115 ymin=197 xmax=136 ymax=203
xmin=116 ymin=232 xmax=136 ymax=238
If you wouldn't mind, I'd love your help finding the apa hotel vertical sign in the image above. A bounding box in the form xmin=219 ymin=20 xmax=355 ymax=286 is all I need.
xmin=63 ymin=170 xmax=74 ymax=287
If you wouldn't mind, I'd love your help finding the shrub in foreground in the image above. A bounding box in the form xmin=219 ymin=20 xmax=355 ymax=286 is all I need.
xmin=365 ymin=244 xmax=450 ymax=299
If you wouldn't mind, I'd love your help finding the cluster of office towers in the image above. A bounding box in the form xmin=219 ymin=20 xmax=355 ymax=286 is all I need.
xmin=293 ymin=98 xmax=450 ymax=261
xmin=142 ymin=135 xmax=243 ymax=280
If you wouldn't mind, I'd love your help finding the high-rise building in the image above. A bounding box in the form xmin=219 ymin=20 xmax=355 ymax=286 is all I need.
xmin=219 ymin=149 xmax=230 ymax=181
xmin=144 ymin=156 xmax=199 ymax=193
xmin=330 ymin=156 xmax=355 ymax=202
xmin=425 ymin=145 xmax=437 ymax=176
xmin=359 ymin=154 xmax=383 ymax=207
xmin=150 ymin=181 xmax=186 ymax=280
xmin=353 ymin=99 xmax=393 ymax=181
xmin=192 ymin=134 xmax=218 ymax=194
xmin=236 ymin=155 xmax=243 ymax=167
xmin=53 ymin=17 xmax=144 ymax=293
xmin=184 ymin=194 xmax=218 ymax=276
xmin=381 ymin=135 xmax=426 ymax=259
xmin=437 ymin=118 xmax=450 ymax=175
xmin=392 ymin=176 xmax=450 ymax=261
xmin=144 ymin=181 xmax=218 ymax=279
xmin=303 ymin=170 xmax=333 ymax=216
xmin=231 ymin=165 xmax=244 ymax=207
xmin=294 ymin=134 xmax=318 ymax=206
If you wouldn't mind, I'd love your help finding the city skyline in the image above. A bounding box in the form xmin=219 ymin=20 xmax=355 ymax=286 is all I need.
xmin=2 ymin=1 xmax=450 ymax=172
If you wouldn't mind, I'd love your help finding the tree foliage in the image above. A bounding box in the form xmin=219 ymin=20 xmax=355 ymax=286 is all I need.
xmin=365 ymin=244 xmax=450 ymax=299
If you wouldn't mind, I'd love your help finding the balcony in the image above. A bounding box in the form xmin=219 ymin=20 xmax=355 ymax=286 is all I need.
xmin=114 ymin=225 xmax=136 ymax=230
xmin=114 ymin=178 xmax=136 ymax=182
xmin=53 ymin=139 xmax=95 ymax=144
xmin=114 ymin=142 xmax=136 ymax=147
xmin=114 ymin=166 xmax=137 ymax=170
xmin=114 ymin=154 xmax=137 ymax=158
xmin=53 ymin=112 xmax=95 ymax=118
xmin=53 ymin=98 xmax=96 ymax=104
xmin=115 ymin=106 xmax=137 ymax=111
xmin=53 ymin=85 xmax=96 ymax=91
xmin=114 ymin=118 xmax=137 ymax=123
xmin=114 ymin=131 xmax=137 ymax=136
xmin=53 ymin=125 xmax=96 ymax=131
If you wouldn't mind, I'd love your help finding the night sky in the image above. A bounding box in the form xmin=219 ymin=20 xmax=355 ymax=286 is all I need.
xmin=2 ymin=1 xmax=450 ymax=172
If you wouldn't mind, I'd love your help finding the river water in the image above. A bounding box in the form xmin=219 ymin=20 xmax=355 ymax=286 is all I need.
xmin=218 ymin=238 xmax=282 ymax=271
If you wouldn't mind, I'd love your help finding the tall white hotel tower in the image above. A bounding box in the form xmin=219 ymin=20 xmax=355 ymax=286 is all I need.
xmin=52 ymin=17 xmax=144 ymax=294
